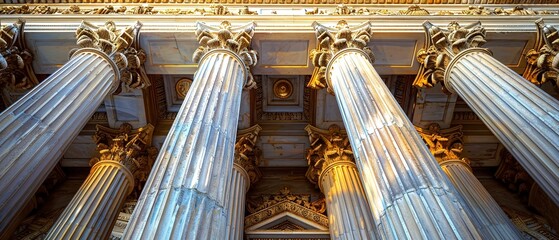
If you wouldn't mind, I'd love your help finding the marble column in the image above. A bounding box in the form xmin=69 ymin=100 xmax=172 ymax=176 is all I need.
xmin=122 ymin=21 xmax=257 ymax=239
xmin=417 ymin=21 xmax=559 ymax=206
xmin=224 ymin=124 xmax=262 ymax=240
xmin=416 ymin=124 xmax=522 ymax=238
xmin=46 ymin=124 xmax=155 ymax=239
xmin=0 ymin=21 xmax=146 ymax=237
xmin=309 ymin=20 xmax=484 ymax=239
xmin=305 ymin=124 xmax=376 ymax=240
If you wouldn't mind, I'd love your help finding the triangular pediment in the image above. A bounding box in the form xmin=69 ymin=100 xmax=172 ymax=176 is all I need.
xmin=245 ymin=201 xmax=330 ymax=239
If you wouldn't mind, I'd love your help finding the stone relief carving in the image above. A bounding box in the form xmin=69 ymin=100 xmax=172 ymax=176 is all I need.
xmin=194 ymin=21 xmax=258 ymax=89
xmin=246 ymin=187 xmax=326 ymax=214
xmin=495 ymin=150 xmax=535 ymax=197
xmin=245 ymin=187 xmax=328 ymax=228
xmin=235 ymin=124 xmax=263 ymax=185
xmin=0 ymin=4 xmax=556 ymax=15
xmin=414 ymin=21 xmax=487 ymax=92
xmin=524 ymin=19 xmax=559 ymax=86
xmin=415 ymin=123 xmax=466 ymax=163
xmin=90 ymin=123 xmax=158 ymax=195
xmin=305 ymin=124 xmax=354 ymax=186
xmin=308 ymin=20 xmax=373 ymax=93
xmin=0 ymin=19 xmax=38 ymax=91
xmin=72 ymin=20 xmax=150 ymax=91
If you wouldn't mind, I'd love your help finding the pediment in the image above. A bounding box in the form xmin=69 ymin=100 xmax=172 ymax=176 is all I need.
xmin=245 ymin=201 xmax=330 ymax=239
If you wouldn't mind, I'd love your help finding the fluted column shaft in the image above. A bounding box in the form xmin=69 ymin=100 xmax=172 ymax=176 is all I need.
xmin=0 ymin=49 xmax=118 ymax=236
xmin=47 ymin=161 xmax=133 ymax=239
xmin=327 ymin=49 xmax=482 ymax=239
xmin=123 ymin=50 xmax=246 ymax=239
xmin=440 ymin=159 xmax=522 ymax=238
xmin=225 ymin=163 xmax=249 ymax=240
xmin=445 ymin=49 xmax=559 ymax=206
xmin=320 ymin=161 xmax=375 ymax=239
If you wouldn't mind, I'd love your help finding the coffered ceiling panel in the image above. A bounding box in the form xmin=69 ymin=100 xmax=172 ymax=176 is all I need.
xmin=140 ymin=32 xmax=198 ymax=74
xmin=26 ymin=32 xmax=74 ymax=74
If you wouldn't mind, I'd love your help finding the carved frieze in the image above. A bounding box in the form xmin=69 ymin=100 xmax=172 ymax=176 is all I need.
xmin=308 ymin=20 xmax=373 ymax=93
xmin=415 ymin=123 xmax=467 ymax=164
xmin=194 ymin=21 xmax=257 ymax=89
xmin=414 ymin=21 xmax=487 ymax=92
xmin=0 ymin=19 xmax=38 ymax=91
xmin=245 ymin=187 xmax=327 ymax=228
xmin=235 ymin=124 xmax=263 ymax=185
xmin=305 ymin=124 xmax=354 ymax=186
xmin=0 ymin=4 xmax=556 ymax=16
xmin=90 ymin=123 xmax=158 ymax=195
xmin=524 ymin=19 xmax=559 ymax=86
xmin=72 ymin=20 xmax=149 ymax=91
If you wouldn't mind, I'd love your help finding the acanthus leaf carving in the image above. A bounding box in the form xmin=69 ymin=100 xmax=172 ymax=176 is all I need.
xmin=71 ymin=20 xmax=150 ymax=91
xmin=0 ymin=19 xmax=38 ymax=91
xmin=194 ymin=21 xmax=257 ymax=89
xmin=235 ymin=124 xmax=263 ymax=185
xmin=309 ymin=20 xmax=374 ymax=93
xmin=414 ymin=21 xmax=487 ymax=92
xmin=305 ymin=124 xmax=354 ymax=187
xmin=90 ymin=123 xmax=158 ymax=195
xmin=415 ymin=123 xmax=467 ymax=164
xmin=523 ymin=19 xmax=559 ymax=86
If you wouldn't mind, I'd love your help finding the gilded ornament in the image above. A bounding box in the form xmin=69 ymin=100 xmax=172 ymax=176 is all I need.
xmin=0 ymin=19 xmax=37 ymax=90
xmin=415 ymin=123 xmax=468 ymax=164
xmin=523 ymin=19 xmax=559 ymax=86
xmin=309 ymin=20 xmax=374 ymax=93
xmin=414 ymin=21 xmax=487 ymax=92
xmin=175 ymin=78 xmax=192 ymax=99
xmin=194 ymin=21 xmax=258 ymax=89
xmin=235 ymin=124 xmax=262 ymax=185
xmin=305 ymin=124 xmax=354 ymax=187
xmin=273 ymin=79 xmax=293 ymax=99
xmin=90 ymin=123 xmax=157 ymax=195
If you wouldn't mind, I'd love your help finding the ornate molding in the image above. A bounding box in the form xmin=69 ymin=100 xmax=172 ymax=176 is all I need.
xmin=503 ymin=207 xmax=559 ymax=239
xmin=305 ymin=124 xmax=354 ymax=187
xmin=245 ymin=187 xmax=327 ymax=228
xmin=308 ymin=20 xmax=373 ymax=93
xmin=90 ymin=123 xmax=158 ymax=195
xmin=194 ymin=21 xmax=257 ymax=89
xmin=414 ymin=21 xmax=487 ymax=92
xmin=0 ymin=4 xmax=557 ymax=15
xmin=235 ymin=124 xmax=263 ymax=185
xmin=494 ymin=150 xmax=535 ymax=197
xmin=0 ymin=19 xmax=38 ymax=91
xmin=71 ymin=20 xmax=150 ymax=91
xmin=415 ymin=123 xmax=467 ymax=164
xmin=524 ymin=19 xmax=559 ymax=86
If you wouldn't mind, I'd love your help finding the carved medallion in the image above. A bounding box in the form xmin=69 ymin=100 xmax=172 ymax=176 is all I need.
xmin=175 ymin=78 xmax=192 ymax=99
xmin=273 ymin=79 xmax=293 ymax=99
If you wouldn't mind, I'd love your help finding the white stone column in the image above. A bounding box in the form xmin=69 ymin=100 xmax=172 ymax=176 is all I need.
xmin=224 ymin=124 xmax=262 ymax=240
xmin=310 ymin=20 xmax=484 ymax=239
xmin=0 ymin=21 xmax=144 ymax=236
xmin=418 ymin=21 xmax=559 ymax=206
xmin=46 ymin=124 xmax=155 ymax=240
xmin=123 ymin=21 xmax=257 ymax=239
xmin=305 ymin=124 xmax=376 ymax=240
xmin=416 ymin=124 xmax=522 ymax=238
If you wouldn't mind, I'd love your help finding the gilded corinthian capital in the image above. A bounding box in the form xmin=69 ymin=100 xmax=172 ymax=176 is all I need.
xmin=524 ymin=19 xmax=559 ymax=86
xmin=71 ymin=20 xmax=149 ymax=91
xmin=415 ymin=123 xmax=468 ymax=165
xmin=90 ymin=123 xmax=157 ymax=194
xmin=414 ymin=21 xmax=487 ymax=91
xmin=0 ymin=19 xmax=38 ymax=90
xmin=308 ymin=20 xmax=374 ymax=93
xmin=194 ymin=21 xmax=258 ymax=89
xmin=305 ymin=124 xmax=354 ymax=187
xmin=235 ymin=124 xmax=262 ymax=185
